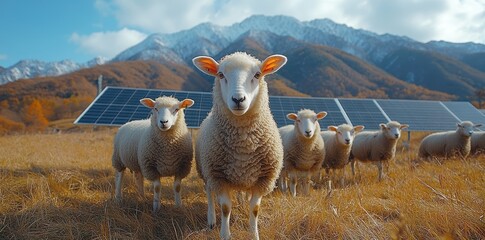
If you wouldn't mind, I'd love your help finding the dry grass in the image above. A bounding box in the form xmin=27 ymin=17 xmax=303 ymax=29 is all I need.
xmin=1 ymin=130 xmax=484 ymax=239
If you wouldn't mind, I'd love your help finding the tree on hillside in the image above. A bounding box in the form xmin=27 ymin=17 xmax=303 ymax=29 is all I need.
xmin=22 ymin=99 xmax=49 ymax=131
xmin=475 ymin=88 xmax=485 ymax=109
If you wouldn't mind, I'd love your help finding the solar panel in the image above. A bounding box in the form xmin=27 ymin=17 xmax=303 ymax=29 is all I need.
xmin=76 ymin=87 xmax=348 ymax=128
xmin=269 ymin=96 xmax=347 ymax=128
xmin=75 ymin=86 xmax=485 ymax=132
xmin=375 ymin=99 xmax=460 ymax=131
xmin=337 ymin=99 xmax=389 ymax=130
xmin=75 ymin=87 xmax=212 ymax=128
xmin=441 ymin=101 xmax=485 ymax=131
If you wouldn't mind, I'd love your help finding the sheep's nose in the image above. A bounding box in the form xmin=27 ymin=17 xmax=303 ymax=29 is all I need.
xmin=345 ymin=139 xmax=350 ymax=144
xmin=395 ymin=133 xmax=400 ymax=138
xmin=160 ymin=120 xmax=168 ymax=127
xmin=231 ymin=96 xmax=246 ymax=106
xmin=305 ymin=130 xmax=312 ymax=136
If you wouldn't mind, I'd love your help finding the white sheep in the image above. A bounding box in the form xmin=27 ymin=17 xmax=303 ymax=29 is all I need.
xmin=111 ymin=96 xmax=194 ymax=211
xmin=418 ymin=121 xmax=481 ymax=160
xmin=321 ymin=124 xmax=364 ymax=188
xmin=278 ymin=109 xmax=327 ymax=197
xmin=471 ymin=131 xmax=485 ymax=155
xmin=350 ymin=121 xmax=409 ymax=181
xmin=192 ymin=52 xmax=287 ymax=240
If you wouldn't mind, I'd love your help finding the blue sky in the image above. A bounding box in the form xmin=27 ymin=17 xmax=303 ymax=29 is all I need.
xmin=1 ymin=0 xmax=484 ymax=68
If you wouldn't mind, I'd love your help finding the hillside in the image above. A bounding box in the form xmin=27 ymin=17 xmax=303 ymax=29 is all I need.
xmin=381 ymin=48 xmax=485 ymax=99
xmin=462 ymin=52 xmax=485 ymax=72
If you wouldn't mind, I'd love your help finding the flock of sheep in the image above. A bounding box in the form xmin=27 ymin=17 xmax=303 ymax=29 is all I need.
xmin=110 ymin=52 xmax=484 ymax=240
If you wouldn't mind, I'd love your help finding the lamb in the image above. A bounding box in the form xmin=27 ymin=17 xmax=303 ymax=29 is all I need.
xmin=278 ymin=109 xmax=327 ymax=197
xmin=192 ymin=52 xmax=287 ymax=240
xmin=321 ymin=124 xmax=364 ymax=187
xmin=111 ymin=96 xmax=194 ymax=212
xmin=471 ymin=131 xmax=485 ymax=154
xmin=350 ymin=121 xmax=409 ymax=181
xmin=418 ymin=121 xmax=481 ymax=160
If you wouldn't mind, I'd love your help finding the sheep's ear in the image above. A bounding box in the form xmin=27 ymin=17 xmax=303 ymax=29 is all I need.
xmin=457 ymin=123 xmax=462 ymax=127
xmin=140 ymin=98 xmax=155 ymax=108
xmin=192 ymin=56 xmax=219 ymax=76
xmin=380 ymin=123 xmax=387 ymax=130
xmin=287 ymin=113 xmax=298 ymax=121
xmin=475 ymin=124 xmax=483 ymax=128
xmin=316 ymin=111 xmax=327 ymax=120
xmin=354 ymin=125 xmax=365 ymax=132
xmin=179 ymin=99 xmax=194 ymax=109
xmin=400 ymin=124 xmax=409 ymax=130
xmin=260 ymin=54 xmax=287 ymax=76
xmin=328 ymin=126 xmax=338 ymax=132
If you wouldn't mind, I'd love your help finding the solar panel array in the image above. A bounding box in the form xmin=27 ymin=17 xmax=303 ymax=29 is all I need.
xmin=75 ymin=86 xmax=485 ymax=131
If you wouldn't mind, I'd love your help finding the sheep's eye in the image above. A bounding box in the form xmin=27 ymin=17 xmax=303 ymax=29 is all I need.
xmin=296 ymin=119 xmax=301 ymax=122
xmin=173 ymin=108 xmax=179 ymax=114
xmin=218 ymin=72 xmax=225 ymax=79
xmin=153 ymin=108 xmax=158 ymax=111
xmin=254 ymin=72 xmax=261 ymax=79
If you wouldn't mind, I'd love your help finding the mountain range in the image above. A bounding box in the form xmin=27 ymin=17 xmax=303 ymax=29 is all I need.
xmin=1 ymin=15 xmax=485 ymax=130
xmin=2 ymin=15 xmax=485 ymax=100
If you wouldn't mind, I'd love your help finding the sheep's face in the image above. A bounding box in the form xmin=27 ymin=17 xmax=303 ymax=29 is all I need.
xmin=329 ymin=125 xmax=365 ymax=146
xmin=192 ymin=52 xmax=287 ymax=116
xmin=380 ymin=121 xmax=409 ymax=140
xmin=140 ymin=97 xmax=194 ymax=131
xmin=457 ymin=121 xmax=482 ymax=137
xmin=288 ymin=110 xmax=327 ymax=139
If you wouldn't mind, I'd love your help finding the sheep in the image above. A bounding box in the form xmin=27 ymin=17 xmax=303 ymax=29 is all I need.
xmin=278 ymin=109 xmax=327 ymax=197
xmin=418 ymin=121 xmax=482 ymax=160
xmin=321 ymin=124 xmax=364 ymax=188
xmin=111 ymin=96 xmax=194 ymax=212
xmin=350 ymin=121 xmax=409 ymax=181
xmin=471 ymin=131 xmax=485 ymax=155
xmin=192 ymin=52 xmax=287 ymax=240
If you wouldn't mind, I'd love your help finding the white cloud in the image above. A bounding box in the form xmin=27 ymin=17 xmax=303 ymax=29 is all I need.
xmin=70 ymin=28 xmax=147 ymax=59
xmin=95 ymin=0 xmax=485 ymax=44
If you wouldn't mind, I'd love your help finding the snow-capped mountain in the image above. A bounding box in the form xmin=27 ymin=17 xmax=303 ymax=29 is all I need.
xmin=0 ymin=57 xmax=107 ymax=85
xmin=3 ymin=15 xmax=485 ymax=85
xmin=113 ymin=15 xmax=485 ymax=65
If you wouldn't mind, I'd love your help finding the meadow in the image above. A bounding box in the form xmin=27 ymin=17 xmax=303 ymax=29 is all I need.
xmin=0 ymin=129 xmax=484 ymax=239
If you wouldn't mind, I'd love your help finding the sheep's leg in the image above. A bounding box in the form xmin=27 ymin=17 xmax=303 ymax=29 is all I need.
xmin=152 ymin=178 xmax=162 ymax=212
xmin=340 ymin=167 xmax=345 ymax=187
xmin=289 ymin=174 xmax=298 ymax=197
xmin=351 ymin=160 xmax=356 ymax=176
xmin=134 ymin=171 xmax=144 ymax=197
xmin=173 ymin=176 xmax=182 ymax=207
xmin=206 ymin=185 xmax=216 ymax=229
xmin=249 ymin=192 xmax=262 ymax=240
xmin=377 ymin=161 xmax=383 ymax=181
xmin=303 ymin=175 xmax=311 ymax=195
xmin=115 ymin=170 xmax=124 ymax=202
xmin=279 ymin=174 xmax=287 ymax=193
xmin=383 ymin=161 xmax=389 ymax=178
xmin=218 ymin=190 xmax=232 ymax=240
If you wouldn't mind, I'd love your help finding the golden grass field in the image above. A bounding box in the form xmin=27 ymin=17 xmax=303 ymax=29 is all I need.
xmin=1 ymin=129 xmax=484 ymax=239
